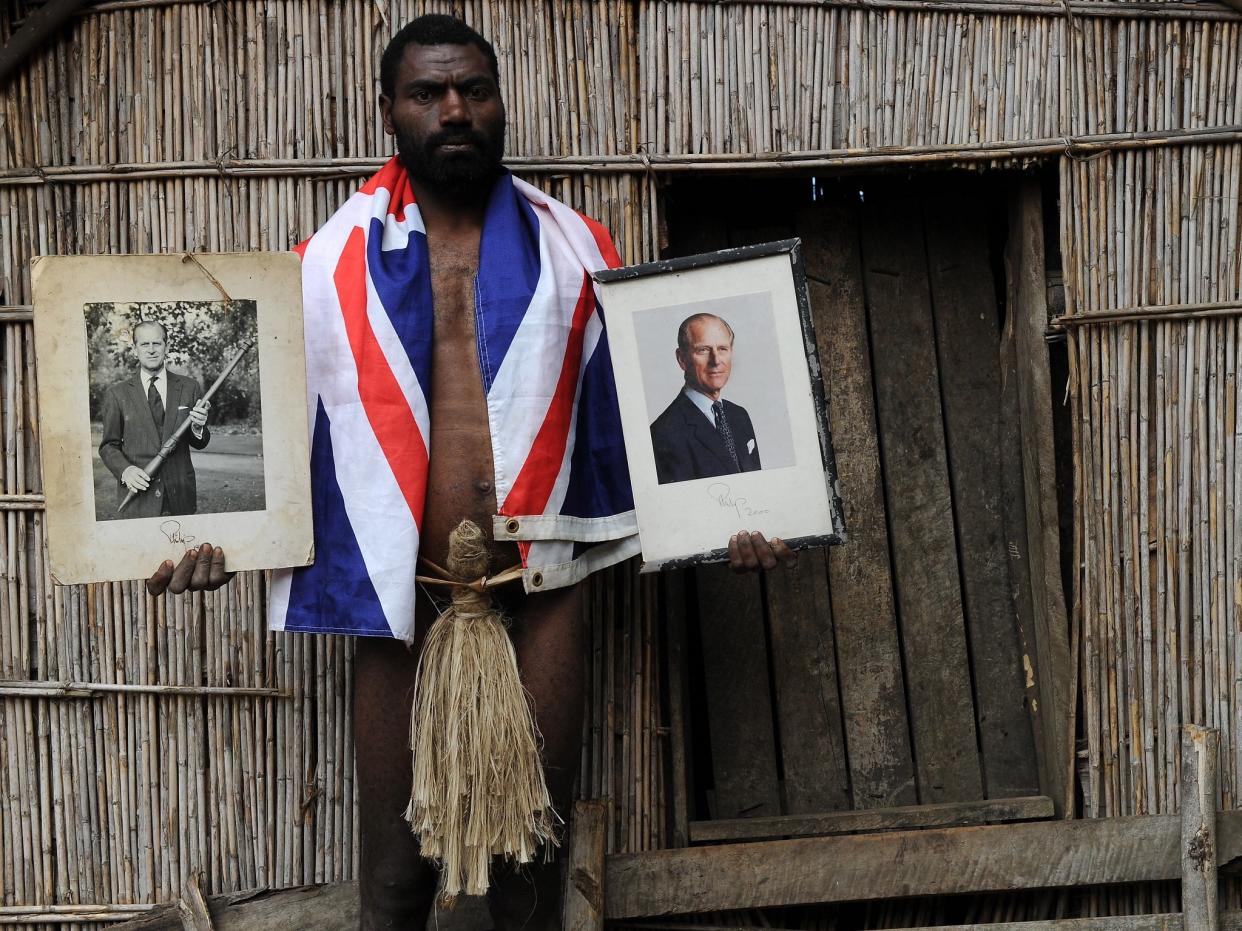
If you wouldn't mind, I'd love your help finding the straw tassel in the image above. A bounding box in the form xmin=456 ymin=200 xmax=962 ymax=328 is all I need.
xmin=404 ymin=520 xmax=556 ymax=905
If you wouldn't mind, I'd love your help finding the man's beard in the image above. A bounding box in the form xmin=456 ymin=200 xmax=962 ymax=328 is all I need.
xmin=395 ymin=124 xmax=506 ymax=199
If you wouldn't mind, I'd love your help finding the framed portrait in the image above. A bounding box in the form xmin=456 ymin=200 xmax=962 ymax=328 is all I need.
xmin=32 ymin=252 xmax=314 ymax=584
xmin=594 ymin=239 xmax=845 ymax=570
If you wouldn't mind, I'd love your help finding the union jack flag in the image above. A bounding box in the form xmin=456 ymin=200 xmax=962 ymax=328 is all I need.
xmin=269 ymin=158 xmax=638 ymax=641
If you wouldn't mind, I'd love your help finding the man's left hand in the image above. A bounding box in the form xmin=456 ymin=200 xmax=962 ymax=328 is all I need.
xmin=147 ymin=543 xmax=234 ymax=595
xmin=728 ymin=530 xmax=798 ymax=573
xmin=189 ymin=398 xmax=210 ymax=429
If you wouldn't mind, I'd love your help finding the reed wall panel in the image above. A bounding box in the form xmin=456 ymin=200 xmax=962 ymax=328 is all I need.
xmin=0 ymin=171 xmax=653 ymax=305
xmin=1064 ymin=16 xmax=1242 ymax=135
xmin=0 ymin=0 xmax=638 ymax=171
xmin=640 ymin=6 xmax=1063 ymax=153
xmin=1061 ymin=145 xmax=1242 ymax=313
xmin=0 ymin=567 xmax=360 ymax=913
xmin=1069 ymin=317 xmax=1242 ymax=823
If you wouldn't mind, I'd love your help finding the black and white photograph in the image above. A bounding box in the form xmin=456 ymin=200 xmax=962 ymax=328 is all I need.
xmin=87 ymin=300 xmax=264 ymax=521
xmin=595 ymin=239 xmax=845 ymax=570
xmin=32 ymin=252 xmax=313 ymax=584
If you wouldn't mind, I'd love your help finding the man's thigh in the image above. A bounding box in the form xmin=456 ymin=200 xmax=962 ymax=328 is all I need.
xmin=508 ymin=582 xmax=586 ymax=805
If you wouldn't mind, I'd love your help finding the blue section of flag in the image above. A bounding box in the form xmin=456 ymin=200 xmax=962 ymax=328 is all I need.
xmin=559 ymin=320 xmax=634 ymax=519
xmin=476 ymin=172 xmax=542 ymax=392
xmin=366 ymin=218 xmax=435 ymax=389
xmin=283 ymin=401 xmax=396 ymax=637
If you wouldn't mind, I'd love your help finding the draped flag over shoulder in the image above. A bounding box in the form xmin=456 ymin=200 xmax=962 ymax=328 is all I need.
xmin=269 ymin=158 xmax=638 ymax=642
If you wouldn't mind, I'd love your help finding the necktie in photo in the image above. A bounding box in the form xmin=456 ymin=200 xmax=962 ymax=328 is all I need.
xmin=147 ymin=377 xmax=164 ymax=433
xmin=712 ymin=400 xmax=741 ymax=471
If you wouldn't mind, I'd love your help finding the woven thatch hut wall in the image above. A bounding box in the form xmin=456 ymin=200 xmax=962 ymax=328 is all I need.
xmin=2 ymin=0 xmax=1242 ymax=926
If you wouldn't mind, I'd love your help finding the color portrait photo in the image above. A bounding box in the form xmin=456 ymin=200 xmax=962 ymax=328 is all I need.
xmin=635 ymin=291 xmax=796 ymax=486
xmin=596 ymin=242 xmax=845 ymax=570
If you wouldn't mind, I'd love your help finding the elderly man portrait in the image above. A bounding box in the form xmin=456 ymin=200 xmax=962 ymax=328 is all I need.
xmin=650 ymin=312 xmax=763 ymax=485
xmin=98 ymin=320 xmax=211 ymax=518
xmin=147 ymin=15 xmax=796 ymax=930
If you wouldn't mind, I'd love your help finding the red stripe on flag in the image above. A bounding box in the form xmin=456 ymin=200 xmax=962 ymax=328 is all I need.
xmin=576 ymin=213 xmax=622 ymax=269
xmin=333 ymin=227 xmax=429 ymax=526
xmin=502 ymin=272 xmax=594 ymax=520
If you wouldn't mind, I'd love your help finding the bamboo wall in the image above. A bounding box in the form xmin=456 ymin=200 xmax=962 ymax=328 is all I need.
xmin=2 ymin=0 xmax=1242 ymax=925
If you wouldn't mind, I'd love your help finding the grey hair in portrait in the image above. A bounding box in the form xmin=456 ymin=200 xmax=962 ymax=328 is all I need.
xmin=676 ymin=313 xmax=735 ymax=354
xmin=130 ymin=320 xmax=168 ymax=344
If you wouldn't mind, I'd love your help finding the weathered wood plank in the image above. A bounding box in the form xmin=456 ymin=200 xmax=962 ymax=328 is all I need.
xmin=694 ymin=565 xmax=780 ymax=819
xmin=1006 ymin=179 xmax=1074 ymax=815
xmin=796 ymin=201 xmax=916 ymax=809
xmin=107 ymin=883 xmax=360 ymax=930
xmin=763 ymin=550 xmax=851 ymax=814
xmin=564 ymin=800 xmax=608 ymax=931
xmin=615 ymin=918 xmax=1242 ymax=931
xmin=924 ymin=190 xmax=1040 ymax=799
xmin=1181 ymin=726 xmax=1220 ymax=931
xmin=662 ymin=571 xmax=692 ymax=846
xmin=669 ymin=185 xmax=782 ymax=823
xmin=688 ymin=794 xmax=1053 ymax=843
xmin=903 ymin=913 xmax=1242 ymax=931
xmin=604 ymin=810 xmax=1242 ymax=918
xmin=860 ymin=191 xmax=982 ymax=804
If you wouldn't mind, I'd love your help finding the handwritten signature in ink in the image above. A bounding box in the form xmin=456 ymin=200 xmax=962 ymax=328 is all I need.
xmin=706 ymin=483 xmax=770 ymax=522
xmin=159 ymin=520 xmax=196 ymax=548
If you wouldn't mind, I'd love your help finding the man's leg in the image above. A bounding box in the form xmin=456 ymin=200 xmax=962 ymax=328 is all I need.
xmin=354 ymin=633 xmax=440 ymax=930
xmin=487 ymin=583 xmax=586 ymax=931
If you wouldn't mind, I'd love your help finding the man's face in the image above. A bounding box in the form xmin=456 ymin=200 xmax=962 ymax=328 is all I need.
xmin=677 ymin=317 xmax=733 ymax=399
xmin=379 ymin=42 xmax=506 ymax=194
xmin=133 ymin=325 xmax=167 ymax=375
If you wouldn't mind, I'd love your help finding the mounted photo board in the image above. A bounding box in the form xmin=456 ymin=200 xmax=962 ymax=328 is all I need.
xmin=594 ymin=238 xmax=846 ymax=571
xmin=32 ymin=252 xmax=313 ymax=585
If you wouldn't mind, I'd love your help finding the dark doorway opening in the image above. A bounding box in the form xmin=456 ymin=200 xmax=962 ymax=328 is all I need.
xmin=659 ymin=168 xmax=1066 ymax=829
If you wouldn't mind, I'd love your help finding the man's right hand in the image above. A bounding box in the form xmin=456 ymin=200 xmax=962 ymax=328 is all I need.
xmin=147 ymin=543 xmax=234 ymax=596
xmin=121 ymin=465 xmax=151 ymax=492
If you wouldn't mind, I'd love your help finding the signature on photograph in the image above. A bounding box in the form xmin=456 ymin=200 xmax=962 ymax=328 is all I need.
xmin=159 ymin=520 xmax=195 ymax=548
xmin=706 ymin=482 xmax=770 ymax=522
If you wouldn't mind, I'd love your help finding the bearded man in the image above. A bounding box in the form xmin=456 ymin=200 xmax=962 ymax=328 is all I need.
xmin=149 ymin=15 xmax=794 ymax=929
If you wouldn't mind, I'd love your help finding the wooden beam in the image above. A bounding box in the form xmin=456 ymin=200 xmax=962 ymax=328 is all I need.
xmin=177 ymin=874 xmax=213 ymax=931
xmin=689 ymin=795 xmax=1054 ymax=843
xmin=0 ymin=0 xmax=94 ymax=86
xmin=902 ymin=912 xmax=1242 ymax=930
xmin=1181 ymin=726 xmax=1220 ymax=930
xmin=107 ymin=884 xmax=359 ymax=930
xmin=616 ymin=918 xmax=1242 ymax=931
xmin=604 ymin=810 xmax=1242 ymax=917
xmin=1005 ymin=177 xmax=1074 ymax=816
xmin=564 ymin=800 xmax=608 ymax=931
xmin=7 ymin=127 xmax=1242 ymax=187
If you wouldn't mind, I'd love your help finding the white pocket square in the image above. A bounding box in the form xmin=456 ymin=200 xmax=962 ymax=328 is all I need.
xmin=747 ymin=439 xmax=756 ymax=455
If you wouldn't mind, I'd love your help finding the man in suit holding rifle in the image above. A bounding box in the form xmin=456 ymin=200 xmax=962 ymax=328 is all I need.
xmin=99 ymin=320 xmax=211 ymax=517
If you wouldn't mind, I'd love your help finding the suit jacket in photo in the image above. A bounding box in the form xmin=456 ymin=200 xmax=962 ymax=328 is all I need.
xmin=99 ymin=370 xmax=211 ymax=517
xmin=649 ymin=391 xmax=762 ymax=485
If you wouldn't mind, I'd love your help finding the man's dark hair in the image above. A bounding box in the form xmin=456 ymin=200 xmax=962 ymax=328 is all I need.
xmin=132 ymin=320 xmax=168 ymax=343
xmin=676 ymin=313 xmax=735 ymax=355
xmin=380 ymin=15 xmax=500 ymax=98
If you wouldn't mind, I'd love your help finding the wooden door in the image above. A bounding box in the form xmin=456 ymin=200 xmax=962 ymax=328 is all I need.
xmin=662 ymin=175 xmax=1040 ymax=829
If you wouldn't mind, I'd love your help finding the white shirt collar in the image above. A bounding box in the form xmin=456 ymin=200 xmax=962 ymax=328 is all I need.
xmin=682 ymin=386 xmax=719 ymax=425
xmin=142 ymin=367 xmax=168 ymax=402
